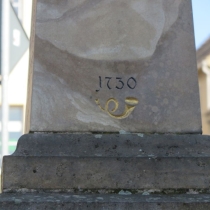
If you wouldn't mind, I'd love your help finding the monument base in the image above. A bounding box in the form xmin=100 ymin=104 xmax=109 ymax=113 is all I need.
xmin=1 ymin=134 xmax=210 ymax=209
xmin=0 ymin=193 xmax=210 ymax=210
xmin=2 ymin=134 xmax=210 ymax=192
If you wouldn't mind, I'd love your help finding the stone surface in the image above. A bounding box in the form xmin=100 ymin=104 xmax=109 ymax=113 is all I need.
xmin=27 ymin=0 xmax=201 ymax=133
xmin=1 ymin=193 xmax=210 ymax=210
xmin=3 ymin=134 xmax=210 ymax=192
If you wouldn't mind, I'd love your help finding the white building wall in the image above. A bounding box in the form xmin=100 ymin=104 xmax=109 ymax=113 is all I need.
xmin=0 ymin=0 xmax=32 ymax=155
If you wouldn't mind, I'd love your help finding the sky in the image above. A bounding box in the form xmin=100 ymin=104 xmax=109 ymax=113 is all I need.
xmin=192 ymin=0 xmax=210 ymax=49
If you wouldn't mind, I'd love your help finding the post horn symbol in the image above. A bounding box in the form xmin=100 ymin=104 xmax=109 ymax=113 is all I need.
xmin=95 ymin=97 xmax=139 ymax=119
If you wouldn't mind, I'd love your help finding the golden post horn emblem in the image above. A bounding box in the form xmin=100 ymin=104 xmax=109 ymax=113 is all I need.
xmin=95 ymin=97 xmax=139 ymax=119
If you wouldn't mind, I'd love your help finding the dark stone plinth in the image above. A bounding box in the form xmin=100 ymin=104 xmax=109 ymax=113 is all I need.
xmin=1 ymin=193 xmax=210 ymax=210
xmin=2 ymin=134 xmax=210 ymax=192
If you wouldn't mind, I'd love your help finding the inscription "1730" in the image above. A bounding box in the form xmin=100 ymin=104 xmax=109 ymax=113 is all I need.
xmin=96 ymin=76 xmax=137 ymax=92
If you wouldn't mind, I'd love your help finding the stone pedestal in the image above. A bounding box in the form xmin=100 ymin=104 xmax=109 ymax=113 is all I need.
xmin=2 ymin=134 xmax=210 ymax=192
xmin=1 ymin=0 xmax=208 ymax=209
xmin=1 ymin=134 xmax=210 ymax=209
xmin=1 ymin=193 xmax=210 ymax=210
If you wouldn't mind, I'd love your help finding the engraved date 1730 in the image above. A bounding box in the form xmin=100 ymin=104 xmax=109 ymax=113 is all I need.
xmin=96 ymin=76 xmax=137 ymax=92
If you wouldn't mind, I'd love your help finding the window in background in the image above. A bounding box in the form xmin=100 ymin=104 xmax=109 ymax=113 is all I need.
xmin=0 ymin=106 xmax=23 ymax=154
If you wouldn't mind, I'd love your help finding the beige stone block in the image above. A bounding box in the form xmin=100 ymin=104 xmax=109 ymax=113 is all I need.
xmin=27 ymin=0 xmax=201 ymax=133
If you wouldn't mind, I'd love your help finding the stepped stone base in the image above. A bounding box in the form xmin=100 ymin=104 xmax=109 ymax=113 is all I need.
xmin=1 ymin=134 xmax=210 ymax=209
xmin=0 ymin=193 xmax=210 ymax=210
xmin=2 ymin=134 xmax=210 ymax=192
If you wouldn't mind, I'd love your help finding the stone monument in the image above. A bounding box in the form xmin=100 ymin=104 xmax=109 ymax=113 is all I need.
xmin=1 ymin=0 xmax=210 ymax=209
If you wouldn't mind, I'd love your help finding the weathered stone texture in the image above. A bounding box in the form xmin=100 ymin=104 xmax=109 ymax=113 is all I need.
xmin=1 ymin=193 xmax=210 ymax=210
xmin=2 ymin=134 xmax=210 ymax=192
xmin=27 ymin=0 xmax=201 ymax=133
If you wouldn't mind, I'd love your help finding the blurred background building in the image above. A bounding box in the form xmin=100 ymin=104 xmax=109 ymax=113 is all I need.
xmin=197 ymin=39 xmax=210 ymax=134
xmin=0 ymin=0 xmax=32 ymax=164
xmin=0 ymin=0 xmax=210 ymax=163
